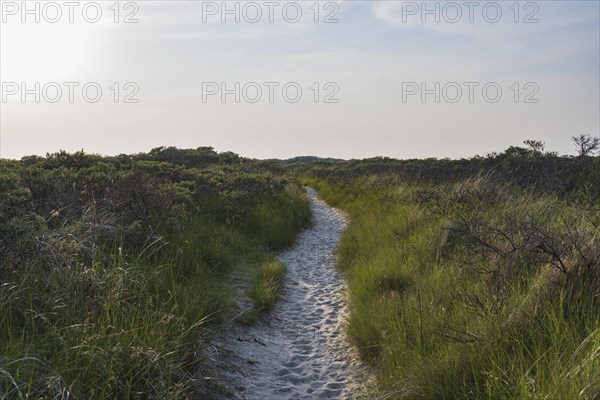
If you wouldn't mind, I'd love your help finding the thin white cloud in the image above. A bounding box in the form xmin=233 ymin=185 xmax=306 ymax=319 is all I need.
xmin=371 ymin=0 xmax=598 ymax=42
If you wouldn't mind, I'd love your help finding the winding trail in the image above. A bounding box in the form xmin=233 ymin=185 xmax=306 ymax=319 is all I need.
xmin=208 ymin=188 xmax=372 ymax=399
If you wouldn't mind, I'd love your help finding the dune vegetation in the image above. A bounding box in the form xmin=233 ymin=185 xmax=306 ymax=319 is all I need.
xmin=299 ymin=142 xmax=599 ymax=399
xmin=1 ymin=140 xmax=598 ymax=399
xmin=0 ymin=147 xmax=310 ymax=399
xmin=248 ymin=258 xmax=288 ymax=313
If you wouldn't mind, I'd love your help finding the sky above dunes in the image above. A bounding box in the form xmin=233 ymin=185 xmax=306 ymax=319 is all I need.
xmin=1 ymin=0 xmax=599 ymax=159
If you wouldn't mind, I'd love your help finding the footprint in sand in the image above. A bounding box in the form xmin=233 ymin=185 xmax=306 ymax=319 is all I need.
xmin=206 ymin=188 xmax=373 ymax=399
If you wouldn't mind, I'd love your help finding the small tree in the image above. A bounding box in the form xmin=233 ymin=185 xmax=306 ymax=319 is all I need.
xmin=523 ymin=140 xmax=545 ymax=156
xmin=572 ymin=134 xmax=600 ymax=157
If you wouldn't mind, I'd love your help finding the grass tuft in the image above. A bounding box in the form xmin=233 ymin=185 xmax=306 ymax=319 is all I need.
xmin=248 ymin=259 xmax=287 ymax=313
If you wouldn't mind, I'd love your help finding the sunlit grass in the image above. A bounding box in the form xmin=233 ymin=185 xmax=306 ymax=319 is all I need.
xmin=303 ymin=175 xmax=600 ymax=399
xmin=248 ymin=259 xmax=287 ymax=313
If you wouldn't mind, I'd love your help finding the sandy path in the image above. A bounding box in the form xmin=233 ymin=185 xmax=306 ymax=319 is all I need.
xmin=207 ymin=188 xmax=371 ymax=399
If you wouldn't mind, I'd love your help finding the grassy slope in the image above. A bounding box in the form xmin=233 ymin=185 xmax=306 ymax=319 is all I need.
xmin=302 ymin=175 xmax=599 ymax=399
xmin=0 ymin=152 xmax=310 ymax=399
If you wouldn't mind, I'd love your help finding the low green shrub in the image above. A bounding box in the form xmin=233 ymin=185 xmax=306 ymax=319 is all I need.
xmin=0 ymin=149 xmax=310 ymax=399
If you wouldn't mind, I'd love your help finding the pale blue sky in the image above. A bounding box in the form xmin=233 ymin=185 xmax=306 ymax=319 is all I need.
xmin=1 ymin=0 xmax=599 ymax=159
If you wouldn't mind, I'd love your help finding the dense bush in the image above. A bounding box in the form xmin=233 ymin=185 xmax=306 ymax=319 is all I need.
xmin=293 ymin=146 xmax=600 ymax=202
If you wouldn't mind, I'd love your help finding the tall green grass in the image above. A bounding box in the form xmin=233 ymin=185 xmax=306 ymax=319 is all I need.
xmin=243 ymin=185 xmax=311 ymax=316
xmin=248 ymin=259 xmax=287 ymax=313
xmin=244 ymin=183 xmax=312 ymax=250
xmin=302 ymin=175 xmax=599 ymax=399
xmin=0 ymin=184 xmax=310 ymax=399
